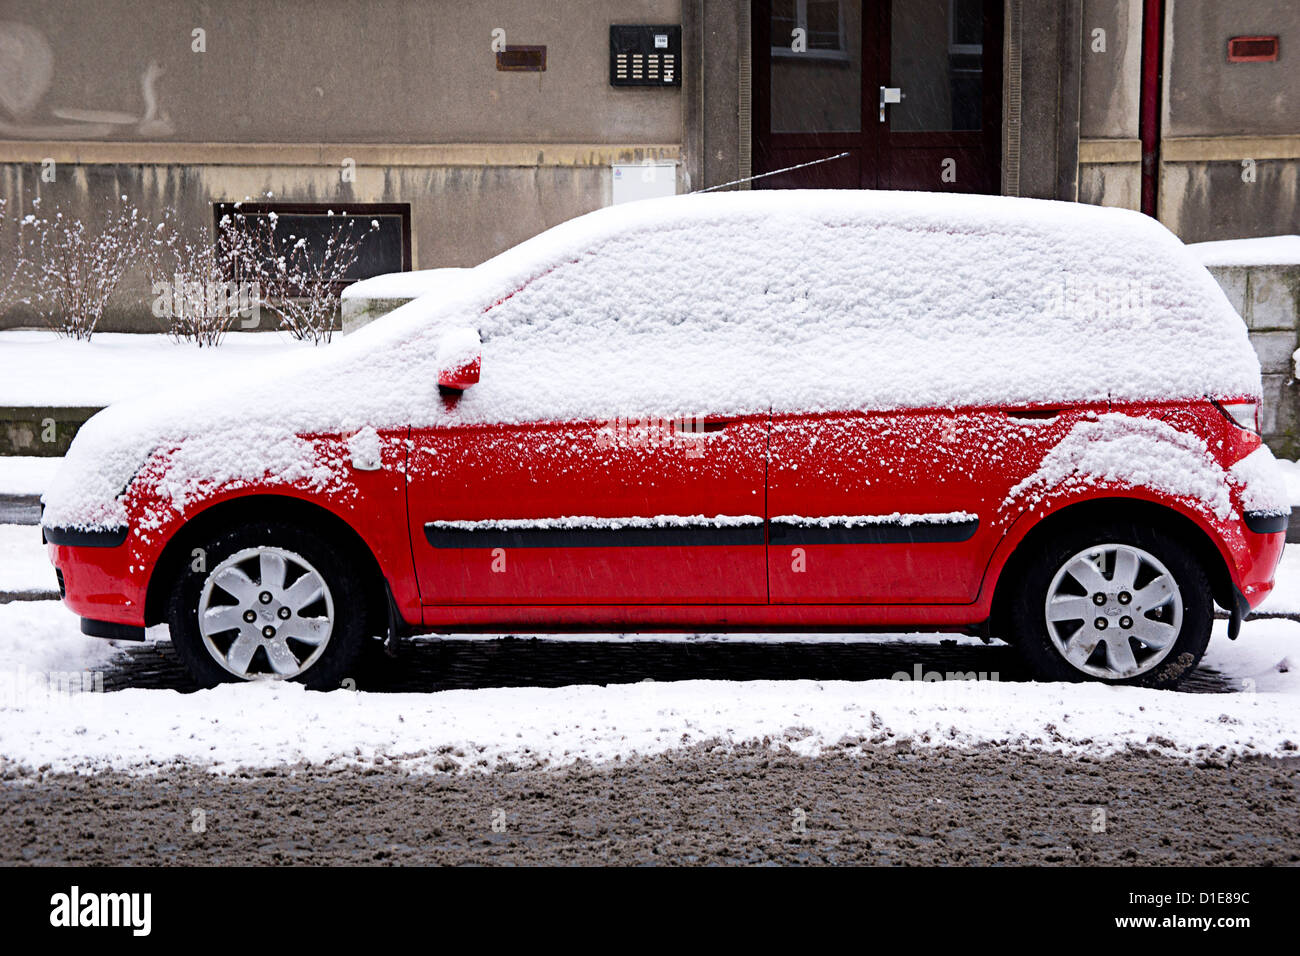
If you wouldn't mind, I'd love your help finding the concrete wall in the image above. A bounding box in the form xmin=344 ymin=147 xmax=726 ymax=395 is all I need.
xmin=1163 ymin=0 xmax=1298 ymax=138
xmin=1075 ymin=0 xmax=1300 ymax=240
xmin=1159 ymin=0 xmax=1300 ymax=241
xmin=0 ymin=1 xmax=686 ymax=331
xmin=3 ymin=0 xmax=1297 ymax=331
xmin=0 ymin=144 xmax=680 ymax=331
xmin=1206 ymin=263 xmax=1300 ymax=458
xmin=1012 ymin=0 xmax=1083 ymax=201
xmin=1077 ymin=0 xmax=1142 ymax=210
xmin=0 ymin=0 xmax=681 ymax=144
xmin=1080 ymin=0 xmax=1142 ymax=140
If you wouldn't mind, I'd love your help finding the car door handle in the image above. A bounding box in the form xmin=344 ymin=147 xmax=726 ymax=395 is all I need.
xmin=674 ymin=418 xmax=735 ymax=433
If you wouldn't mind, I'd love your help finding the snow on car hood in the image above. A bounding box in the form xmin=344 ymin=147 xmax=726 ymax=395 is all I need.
xmin=43 ymin=190 xmax=1263 ymax=531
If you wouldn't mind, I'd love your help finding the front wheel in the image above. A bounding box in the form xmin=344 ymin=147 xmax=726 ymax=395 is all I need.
xmin=1009 ymin=522 xmax=1214 ymax=689
xmin=167 ymin=520 xmax=368 ymax=689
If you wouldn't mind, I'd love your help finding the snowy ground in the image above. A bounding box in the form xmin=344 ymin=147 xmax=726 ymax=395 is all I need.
xmin=0 ymin=330 xmax=305 ymax=407
xmin=0 ymin=457 xmax=61 ymax=497
xmin=0 ymin=591 xmax=1297 ymax=776
xmin=1 ymin=451 xmax=1296 ymax=778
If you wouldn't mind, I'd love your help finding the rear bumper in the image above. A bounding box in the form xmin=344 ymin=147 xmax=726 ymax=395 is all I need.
xmin=1243 ymin=510 xmax=1289 ymax=535
xmin=1232 ymin=519 xmax=1287 ymax=612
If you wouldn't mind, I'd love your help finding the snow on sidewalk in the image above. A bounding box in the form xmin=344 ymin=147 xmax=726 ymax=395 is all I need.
xmin=1279 ymin=458 xmax=1300 ymax=508
xmin=0 ymin=525 xmax=54 ymax=595
xmin=0 ymin=330 xmax=306 ymax=407
xmin=0 ymin=600 xmax=1297 ymax=776
xmin=0 ymin=457 xmax=62 ymax=497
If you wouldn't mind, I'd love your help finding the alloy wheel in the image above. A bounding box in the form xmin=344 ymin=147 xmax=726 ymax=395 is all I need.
xmin=1043 ymin=543 xmax=1183 ymax=680
xmin=197 ymin=546 xmax=335 ymax=681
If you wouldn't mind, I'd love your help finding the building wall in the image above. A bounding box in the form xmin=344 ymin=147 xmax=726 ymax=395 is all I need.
xmin=0 ymin=0 xmax=684 ymax=330
xmin=1077 ymin=0 xmax=1142 ymax=210
xmin=1 ymin=0 xmax=681 ymax=144
xmin=1159 ymin=0 xmax=1300 ymax=241
xmin=1076 ymin=0 xmax=1300 ymax=240
xmin=2 ymin=0 xmax=1297 ymax=327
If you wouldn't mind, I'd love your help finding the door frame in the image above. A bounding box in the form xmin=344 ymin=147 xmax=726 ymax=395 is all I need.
xmin=750 ymin=0 xmax=1003 ymax=192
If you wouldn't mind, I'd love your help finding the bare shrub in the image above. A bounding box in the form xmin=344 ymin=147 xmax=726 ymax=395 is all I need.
xmin=147 ymin=212 xmax=260 ymax=347
xmin=224 ymin=210 xmax=373 ymax=345
xmin=26 ymin=200 xmax=146 ymax=340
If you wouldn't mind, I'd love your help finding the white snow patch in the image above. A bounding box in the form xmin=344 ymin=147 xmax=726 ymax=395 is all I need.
xmin=428 ymin=514 xmax=763 ymax=531
xmin=1276 ymin=458 xmax=1300 ymax=507
xmin=1188 ymin=234 xmax=1300 ymax=267
xmin=0 ymin=330 xmax=304 ymax=408
xmin=1229 ymin=446 xmax=1291 ymax=515
xmin=1005 ymin=413 xmax=1234 ymax=519
xmin=433 ymin=325 xmax=481 ymax=370
xmin=0 ymin=601 xmax=128 ymax=677
xmin=0 ymin=457 xmax=63 ymax=497
xmin=773 ymin=512 xmax=976 ymax=527
xmin=0 ymin=602 xmax=1297 ymax=775
xmin=340 ymin=267 xmax=471 ymax=301
xmin=0 ymin=525 xmax=54 ymax=594
xmin=1256 ymin=547 xmax=1300 ymax=615
xmin=345 ymin=426 xmax=382 ymax=471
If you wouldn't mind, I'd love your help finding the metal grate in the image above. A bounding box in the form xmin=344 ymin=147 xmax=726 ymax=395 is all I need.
xmin=496 ymin=45 xmax=547 ymax=72
xmin=1227 ymin=35 xmax=1279 ymax=63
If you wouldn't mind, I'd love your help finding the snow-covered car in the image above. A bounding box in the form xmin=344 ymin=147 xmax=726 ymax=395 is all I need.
xmin=42 ymin=191 xmax=1289 ymax=690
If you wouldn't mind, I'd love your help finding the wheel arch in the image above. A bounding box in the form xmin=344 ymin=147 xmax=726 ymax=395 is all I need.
xmin=984 ymin=496 xmax=1235 ymax=642
xmin=143 ymin=494 xmax=390 ymax=633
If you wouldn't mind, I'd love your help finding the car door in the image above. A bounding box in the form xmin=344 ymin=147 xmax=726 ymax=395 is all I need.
xmin=408 ymin=413 xmax=769 ymax=605
xmin=767 ymin=407 xmax=1000 ymax=604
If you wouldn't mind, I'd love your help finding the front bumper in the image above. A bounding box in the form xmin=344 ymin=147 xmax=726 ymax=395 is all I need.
xmin=44 ymin=526 xmax=149 ymax=628
xmin=81 ymin=617 xmax=146 ymax=641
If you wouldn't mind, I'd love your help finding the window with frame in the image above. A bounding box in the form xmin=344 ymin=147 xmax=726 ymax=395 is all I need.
xmin=212 ymin=202 xmax=412 ymax=294
xmin=771 ymin=0 xmax=850 ymax=61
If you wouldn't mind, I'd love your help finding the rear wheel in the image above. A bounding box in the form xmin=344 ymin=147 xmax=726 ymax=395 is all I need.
xmin=1009 ymin=522 xmax=1213 ymax=689
xmin=167 ymin=520 xmax=368 ymax=689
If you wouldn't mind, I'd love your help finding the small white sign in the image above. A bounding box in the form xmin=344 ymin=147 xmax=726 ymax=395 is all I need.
xmin=654 ymin=34 xmax=669 ymax=48
xmin=611 ymin=162 xmax=678 ymax=204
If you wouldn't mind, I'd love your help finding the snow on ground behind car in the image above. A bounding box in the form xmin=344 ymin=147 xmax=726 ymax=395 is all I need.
xmin=0 ymin=598 xmax=1296 ymax=776
xmin=0 ymin=330 xmax=306 ymax=408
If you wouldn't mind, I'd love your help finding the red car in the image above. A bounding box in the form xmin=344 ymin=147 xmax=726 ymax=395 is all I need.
xmin=42 ymin=191 xmax=1289 ymax=690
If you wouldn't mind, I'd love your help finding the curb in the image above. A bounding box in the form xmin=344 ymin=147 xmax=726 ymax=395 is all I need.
xmin=0 ymin=493 xmax=41 ymax=526
xmin=0 ymin=589 xmax=59 ymax=604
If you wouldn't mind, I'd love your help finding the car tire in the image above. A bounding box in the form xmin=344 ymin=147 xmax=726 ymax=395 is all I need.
xmin=1008 ymin=520 xmax=1213 ymax=689
xmin=167 ymin=519 xmax=368 ymax=690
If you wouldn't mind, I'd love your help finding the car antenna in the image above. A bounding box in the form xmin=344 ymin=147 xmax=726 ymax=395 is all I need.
xmin=691 ymin=152 xmax=851 ymax=194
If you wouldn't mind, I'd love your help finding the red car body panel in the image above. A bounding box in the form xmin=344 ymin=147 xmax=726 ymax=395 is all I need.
xmin=406 ymin=415 xmax=769 ymax=605
xmin=50 ymin=428 xmax=420 ymax=628
xmin=49 ymin=398 xmax=1284 ymax=636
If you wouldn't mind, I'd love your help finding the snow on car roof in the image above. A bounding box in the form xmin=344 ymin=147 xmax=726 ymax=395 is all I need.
xmin=44 ymin=190 xmax=1262 ymax=531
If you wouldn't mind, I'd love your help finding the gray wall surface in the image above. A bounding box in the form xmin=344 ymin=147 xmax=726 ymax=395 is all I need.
xmin=1079 ymin=0 xmax=1142 ymax=141
xmin=0 ymin=0 xmax=681 ymax=144
xmin=1164 ymin=0 xmax=1298 ymax=138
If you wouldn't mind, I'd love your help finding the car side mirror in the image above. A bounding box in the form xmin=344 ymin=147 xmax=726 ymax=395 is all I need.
xmin=436 ymin=327 xmax=481 ymax=392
